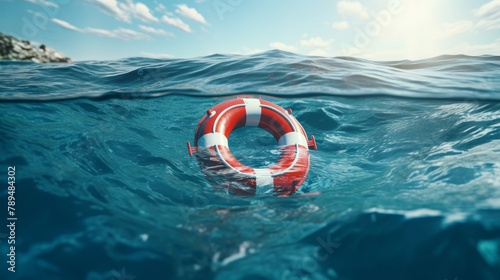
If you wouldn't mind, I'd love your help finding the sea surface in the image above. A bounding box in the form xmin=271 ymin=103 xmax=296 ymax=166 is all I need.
xmin=0 ymin=50 xmax=499 ymax=280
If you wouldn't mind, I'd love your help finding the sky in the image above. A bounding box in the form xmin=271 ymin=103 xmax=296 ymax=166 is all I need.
xmin=0 ymin=0 xmax=499 ymax=61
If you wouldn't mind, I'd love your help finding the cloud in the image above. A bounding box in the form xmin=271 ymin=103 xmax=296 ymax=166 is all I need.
xmin=474 ymin=0 xmax=500 ymax=17
xmin=176 ymin=4 xmax=209 ymax=25
xmin=338 ymin=45 xmax=362 ymax=57
xmin=332 ymin=21 xmax=349 ymax=30
xmin=90 ymin=0 xmax=130 ymax=22
xmin=141 ymin=52 xmax=172 ymax=58
xmin=88 ymin=0 xmax=158 ymax=23
xmin=439 ymin=20 xmax=473 ymax=40
xmin=131 ymin=2 xmax=158 ymax=22
xmin=300 ymin=37 xmax=333 ymax=47
xmin=138 ymin=25 xmax=174 ymax=37
xmin=474 ymin=0 xmax=500 ymax=30
xmin=337 ymin=1 xmax=369 ymax=20
xmin=269 ymin=42 xmax=298 ymax=52
xmin=51 ymin=18 xmax=150 ymax=40
xmin=52 ymin=18 xmax=81 ymax=32
xmin=300 ymin=37 xmax=333 ymax=57
xmin=162 ymin=15 xmax=191 ymax=32
xmin=25 ymin=0 xmax=58 ymax=8
xmin=155 ymin=3 xmax=166 ymax=12
xmin=84 ymin=27 xmax=151 ymax=40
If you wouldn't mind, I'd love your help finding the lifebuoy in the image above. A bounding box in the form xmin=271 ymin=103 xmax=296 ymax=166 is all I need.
xmin=187 ymin=98 xmax=317 ymax=196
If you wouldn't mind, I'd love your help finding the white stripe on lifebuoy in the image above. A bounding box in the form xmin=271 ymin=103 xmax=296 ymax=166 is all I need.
xmin=278 ymin=132 xmax=309 ymax=148
xmin=243 ymin=98 xmax=261 ymax=127
xmin=254 ymin=168 xmax=274 ymax=194
xmin=198 ymin=132 xmax=228 ymax=148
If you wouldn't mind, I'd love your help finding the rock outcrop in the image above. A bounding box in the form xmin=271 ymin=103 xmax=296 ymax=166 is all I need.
xmin=0 ymin=33 xmax=71 ymax=63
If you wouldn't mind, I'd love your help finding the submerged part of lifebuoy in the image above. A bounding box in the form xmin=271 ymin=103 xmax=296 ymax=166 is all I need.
xmin=187 ymin=98 xmax=317 ymax=196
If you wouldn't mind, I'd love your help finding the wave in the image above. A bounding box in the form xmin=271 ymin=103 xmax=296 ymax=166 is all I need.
xmin=0 ymin=51 xmax=498 ymax=102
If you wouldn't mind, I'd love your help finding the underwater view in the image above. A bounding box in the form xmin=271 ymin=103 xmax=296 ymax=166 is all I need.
xmin=1 ymin=51 xmax=500 ymax=279
xmin=2 ymin=0 xmax=500 ymax=279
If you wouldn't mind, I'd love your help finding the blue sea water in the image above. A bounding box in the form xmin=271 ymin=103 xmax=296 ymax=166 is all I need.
xmin=0 ymin=50 xmax=499 ymax=280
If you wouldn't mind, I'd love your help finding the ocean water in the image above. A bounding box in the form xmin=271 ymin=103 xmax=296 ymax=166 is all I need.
xmin=0 ymin=50 xmax=499 ymax=280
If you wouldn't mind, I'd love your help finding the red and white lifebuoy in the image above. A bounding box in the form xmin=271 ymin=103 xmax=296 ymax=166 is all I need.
xmin=187 ymin=98 xmax=317 ymax=196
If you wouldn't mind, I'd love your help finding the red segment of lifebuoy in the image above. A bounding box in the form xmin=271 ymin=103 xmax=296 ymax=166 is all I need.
xmin=270 ymin=145 xmax=310 ymax=195
xmin=194 ymin=99 xmax=246 ymax=143
xmin=188 ymin=98 xmax=316 ymax=196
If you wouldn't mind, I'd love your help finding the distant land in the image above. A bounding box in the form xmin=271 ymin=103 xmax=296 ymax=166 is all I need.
xmin=0 ymin=32 xmax=71 ymax=63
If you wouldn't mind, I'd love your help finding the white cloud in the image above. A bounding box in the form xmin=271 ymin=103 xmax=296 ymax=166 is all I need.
xmin=138 ymin=25 xmax=174 ymax=37
xmin=332 ymin=21 xmax=349 ymax=30
xmin=269 ymin=42 xmax=298 ymax=52
xmin=338 ymin=46 xmax=362 ymax=57
xmin=141 ymin=52 xmax=172 ymax=58
xmin=162 ymin=15 xmax=191 ymax=32
xmin=84 ymin=27 xmax=151 ymax=40
xmin=52 ymin=18 xmax=82 ymax=32
xmin=155 ymin=3 xmax=166 ymax=12
xmin=176 ymin=4 xmax=209 ymax=25
xmin=51 ymin=18 xmax=150 ymax=41
xmin=91 ymin=0 xmax=130 ymax=22
xmin=25 ymin=0 xmax=58 ymax=8
xmin=337 ymin=1 xmax=369 ymax=20
xmin=474 ymin=0 xmax=500 ymax=30
xmin=88 ymin=0 xmax=158 ymax=23
xmin=300 ymin=37 xmax=333 ymax=47
xmin=474 ymin=0 xmax=500 ymax=17
xmin=131 ymin=2 xmax=158 ymax=22
xmin=439 ymin=20 xmax=473 ymax=40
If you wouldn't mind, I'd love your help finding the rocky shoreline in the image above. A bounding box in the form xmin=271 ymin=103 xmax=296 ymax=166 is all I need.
xmin=0 ymin=33 xmax=71 ymax=63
